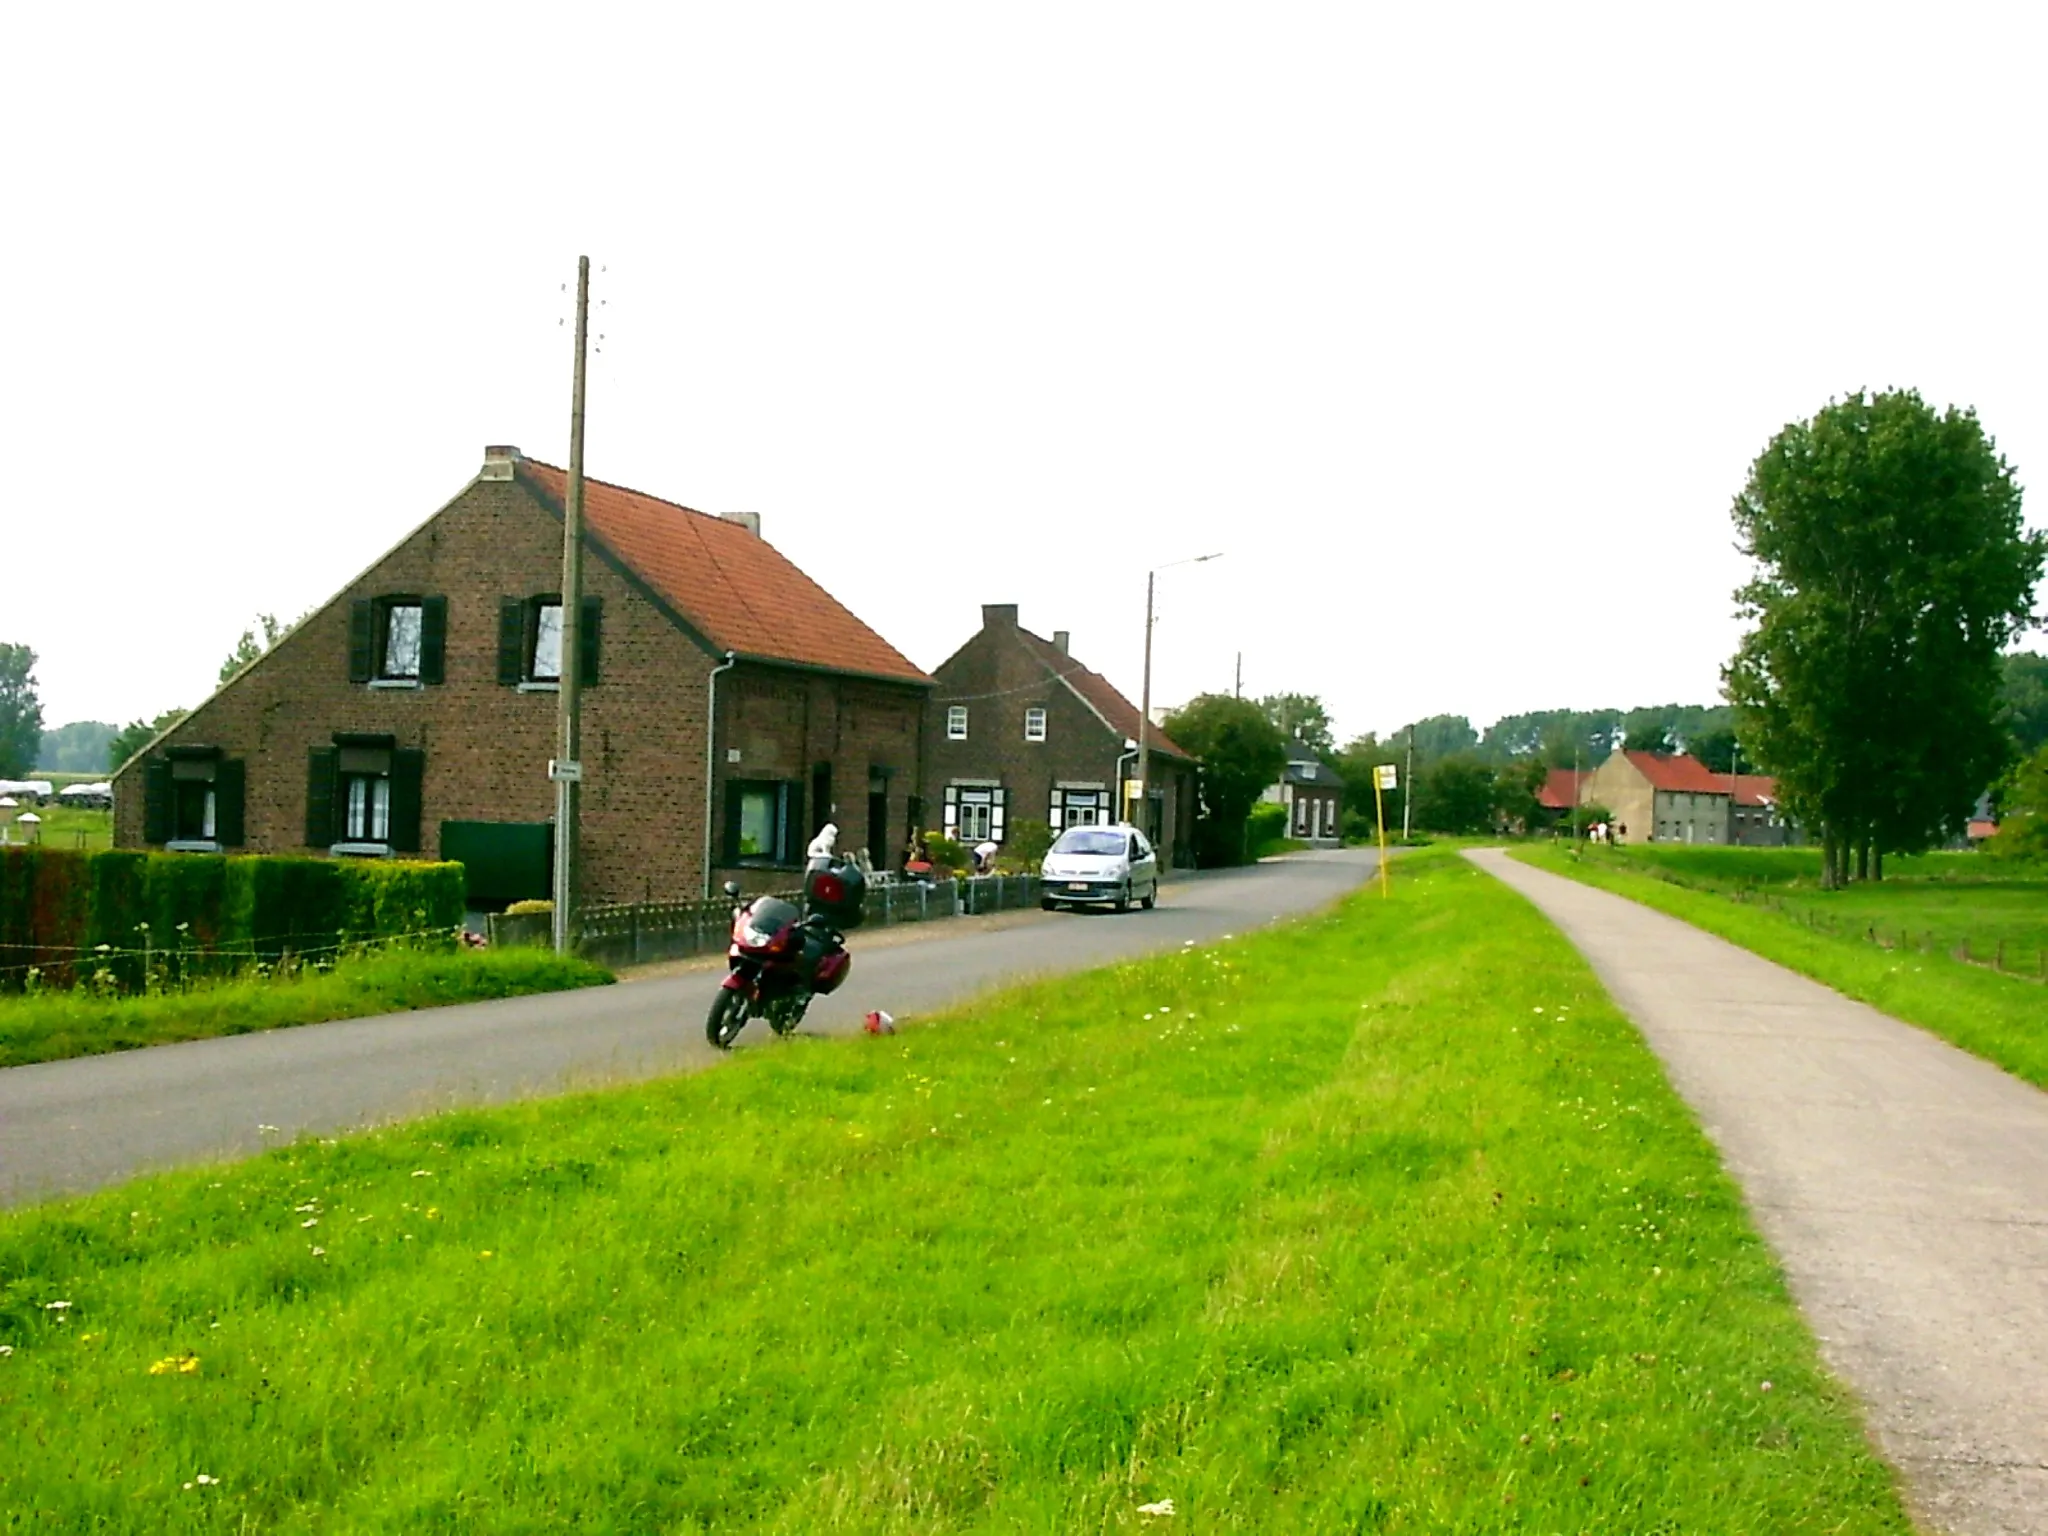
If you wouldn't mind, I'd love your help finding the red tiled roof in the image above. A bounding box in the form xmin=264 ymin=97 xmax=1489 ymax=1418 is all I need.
xmin=1733 ymin=774 xmax=1777 ymax=807
xmin=519 ymin=460 xmax=928 ymax=684
xmin=1013 ymin=628 xmax=1190 ymax=758
xmin=1538 ymin=769 xmax=1584 ymax=810
xmin=1625 ymin=751 xmax=1730 ymax=793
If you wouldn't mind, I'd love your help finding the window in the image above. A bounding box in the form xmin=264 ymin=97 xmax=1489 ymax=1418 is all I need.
xmin=381 ymin=602 xmax=423 ymax=680
xmin=947 ymin=706 xmax=968 ymax=740
xmin=142 ymin=748 xmax=245 ymax=850
xmin=349 ymin=596 xmax=445 ymax=685
xmin=1024 ymin=707 xmax=1046 ymax=742
xmin=943 ymin=783 xmax=1005 ymax=843
xmin=725 ymin=780 xmax=801 ymax=865
xmin=498 ymin=595 xmax=602 ymax=687
xmin=531 ymin=602 xmax=564 ymax=681
xmin=1053 ymin=787 xmax=1104 ymax=829
xmin=305 ymin=738 xmax=424 ymax=853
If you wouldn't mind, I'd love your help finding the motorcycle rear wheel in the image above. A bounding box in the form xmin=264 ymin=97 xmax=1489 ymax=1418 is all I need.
xmin=706 ymin=988 xmax=750 ymax=1050
xmin=766 ymin=995 xmax=810 ymax=1036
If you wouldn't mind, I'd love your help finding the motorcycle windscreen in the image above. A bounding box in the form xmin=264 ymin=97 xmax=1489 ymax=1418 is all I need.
xmin=811 ymin=947 xmax=852 ymax=994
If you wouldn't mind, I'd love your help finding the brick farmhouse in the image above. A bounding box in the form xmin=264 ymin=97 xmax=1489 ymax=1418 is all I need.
xmin=1262 ymin=740 xmax=1344 ymax=847
xmin=922 ymin=605 xmax=1198 ymax=868
xmin=1578 ymin=750 xmax=1794 ymax=846
xmin=112 ymin=446 xmax=931 ymax=904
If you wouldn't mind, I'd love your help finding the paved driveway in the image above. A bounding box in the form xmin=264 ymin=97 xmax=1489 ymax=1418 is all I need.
xmin=0 ymin=850 xmax=1376 ymax=1208
xmin=1470 ymin=848 xmax=2048 ymax=1536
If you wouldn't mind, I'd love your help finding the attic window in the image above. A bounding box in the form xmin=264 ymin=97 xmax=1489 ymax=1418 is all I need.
xmin=531 ymin=602 xmax=564 ymax=682
xmin=947 ymin=706 xmax=968 ymax=741
xmin=1024 ymin=707 xmax=1046 ymax=742
xmin=381 ymin=602 xmax=423 ymax=680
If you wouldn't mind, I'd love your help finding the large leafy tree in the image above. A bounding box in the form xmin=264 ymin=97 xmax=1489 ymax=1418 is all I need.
xmin=1413 ymin=754 xmax=1497 ymax=834
xmin=37 ymin=721 xmax=116 ymax=773
xmin=2000 ymin=652 xmax=2048 ymax=757
xmin=1257 ymin=692 xmax=1334 ymax=755
xmin=1725 ymin=390 xmax=2043 ymax=886
xmin=1162 ymin=694 xmax=1288 ymax=865
xmin=0 ymin=644 xmax=44 ymax=779
xmin=1398 ymin=714 xmax=1479 ymax=767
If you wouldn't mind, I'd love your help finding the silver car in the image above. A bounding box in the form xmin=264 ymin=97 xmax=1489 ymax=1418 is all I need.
xmin=1040 ymin=823 xmax=1159 ymax=912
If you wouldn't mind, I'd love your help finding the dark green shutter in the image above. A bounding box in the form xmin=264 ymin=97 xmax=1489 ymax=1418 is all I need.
xmin=579 ymin=595 xmax=602 ymax=685
xmin=142 ymin=758 xmax=173 ymax=844
xmin=497 ymin=599 xmax=524 ymax=685
xmin=389 ymin=749 xmax=425 ymax=853
xmin=348 ymin=601 xmax=375 ymax=683
xmin=306 ymin=747 xmax=339 ymax=847
xmin=419 ymin=596 xmax=447 ymax=685
xmin=215 ymin=759 xmax=246 ymax=847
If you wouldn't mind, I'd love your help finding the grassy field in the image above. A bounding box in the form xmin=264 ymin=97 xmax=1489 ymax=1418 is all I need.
xmin=1 ymin=803 xmax=110 ymax=852
xmin=1514 ymin=844 xmax=2048 ymax=1091
xmin=0 ymin=851 xmax=1908 ymax=1531
xmin=0 ymin=947 xmax=614 ymax=1069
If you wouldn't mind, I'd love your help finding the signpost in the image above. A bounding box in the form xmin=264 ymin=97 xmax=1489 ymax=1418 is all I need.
xmin=1373 ymin=763 xmax=1398 ymax=897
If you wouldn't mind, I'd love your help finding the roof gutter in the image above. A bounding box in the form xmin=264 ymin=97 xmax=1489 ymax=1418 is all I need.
xmin=703 ymin=651 xmax=739 ymax=896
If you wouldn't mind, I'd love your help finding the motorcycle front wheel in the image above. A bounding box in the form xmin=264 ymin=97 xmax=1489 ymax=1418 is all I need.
xmin=706 ymin=987 xmax=750 ymax=1050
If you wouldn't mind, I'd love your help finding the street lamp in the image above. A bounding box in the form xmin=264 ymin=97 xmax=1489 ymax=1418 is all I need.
xmin=1136 ymin=552 xmax=1224 ymax=840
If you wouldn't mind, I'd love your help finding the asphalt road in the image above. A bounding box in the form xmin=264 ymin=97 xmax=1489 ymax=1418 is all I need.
xmin=1471 ymin=848 xmax=2048 ymax=1536
xmin=0 ymin=848 xmax=1377 ymax=1208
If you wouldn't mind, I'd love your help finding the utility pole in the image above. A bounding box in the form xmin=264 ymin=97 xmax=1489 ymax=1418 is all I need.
xmin=1402 ymin=726 xmax=1414 ymax=842
xmin=1234 ymin=651 xmax=1242 ymax=699
xmin=1136 ymin=570 xmax=1156 ymax=838
xmin=550 ymin=255 xmax=590 ymax=956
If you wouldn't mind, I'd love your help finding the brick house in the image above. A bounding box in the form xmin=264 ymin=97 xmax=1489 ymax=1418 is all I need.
xmin=1578 ymin=750 xmax=1796 ymax=846
xmin=921 ymin=605 xmax=1198 ymax=868
xmin=1262 ymin=740 xmax=1344 ymax=846
xmin=112 ymin=446 xmax=931 ymax=904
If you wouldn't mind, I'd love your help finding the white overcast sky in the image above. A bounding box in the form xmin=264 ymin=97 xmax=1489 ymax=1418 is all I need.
xmin=5 ymin=3 xmax=2044 ymax=746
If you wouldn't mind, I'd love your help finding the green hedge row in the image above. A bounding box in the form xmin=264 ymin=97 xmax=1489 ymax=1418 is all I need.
xmin=0 ymin=848 xmax=466 ymax=993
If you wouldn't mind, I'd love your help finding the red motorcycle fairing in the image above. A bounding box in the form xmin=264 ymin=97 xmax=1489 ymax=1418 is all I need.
xmin=812 ymin=947 xmax=851 ymax=994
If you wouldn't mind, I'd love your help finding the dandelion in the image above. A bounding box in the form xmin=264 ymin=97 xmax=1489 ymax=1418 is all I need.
xmin=1760 ymin=1380 xmax=1774 ymax=1393
xmin=149 ymin=1353 xmax=200 ymax=1376
xmin=479 ymin=1251 xmax=495 ymax=1260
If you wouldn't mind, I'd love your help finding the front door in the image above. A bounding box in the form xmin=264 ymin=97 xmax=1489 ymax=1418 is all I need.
xmin=868 ymin=776 xmax=889 ymax=870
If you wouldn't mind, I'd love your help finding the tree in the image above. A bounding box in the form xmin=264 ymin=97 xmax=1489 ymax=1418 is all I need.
xmin=1412 ymin=754 xmax=1497 ymax=834
xmin=1984 ymin=744 xmax=2048 ymax=860
xmin=0 ymin=644 xmax=43 ymax=779
xmin=1493 ymin=758 xmax=1549 ymax=832
xmin=1400 ymin=714 xmax=1479 ymax=768
xmin=219 ymin=612 xmax=291 ymax=684
xmin=1333 ymin=732 xmax=1398 ymax=832
xmin=1257 ymin=693 xmax=1334 ymax=755
xmin=2000 ymin=652 xmax=2048 ymax=757
xmin=1686 ymin=725 xmax=1742 ymax=775
xmin=107 ymin=708 xmax=189 ymax=772
xmin=1725 ymin=390 xmax=2044 ymax=887
xmin=1161 ymin=694 xmax=1288 ymax=865
xmin=37 ymin=721 xmax=117 ymax=772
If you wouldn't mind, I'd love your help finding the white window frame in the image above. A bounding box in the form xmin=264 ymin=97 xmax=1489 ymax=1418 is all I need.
xmin=1024 ymin=706 xmax=1047 ymax=743
xmin=947 ymin=705 xmax=968 ymax=741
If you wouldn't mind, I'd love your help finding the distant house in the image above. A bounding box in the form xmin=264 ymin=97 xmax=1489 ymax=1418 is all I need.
xmin=1579 ymin=751 xmax=1796 ymax=846
xmin=1537 ymin=769 xmax=1585 ymax=820
xmin=1262 ymin=741 xmax=1344 ymax=847
xmin=111 ymin=445 xmax=931 ymax=905
xmin=922 ymin=605 xmax=1197 ymax=868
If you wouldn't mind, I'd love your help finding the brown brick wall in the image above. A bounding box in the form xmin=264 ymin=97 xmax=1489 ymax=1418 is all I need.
xmin=114 ymin=476 xmax=734 ymax=903
xmin=921 ymin=614 xmax=1194 ymax=865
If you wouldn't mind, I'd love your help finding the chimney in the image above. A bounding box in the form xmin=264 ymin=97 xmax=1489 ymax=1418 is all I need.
xmin=719 ymin=511 xmax=762 ymax=537
xmin=982 ymin=603 xmax=1019 ymax=631
xmin=480 ymin=444 xmax=522 ymax=481
xmin=1052 ymin=630 xmax=1071 ymax=655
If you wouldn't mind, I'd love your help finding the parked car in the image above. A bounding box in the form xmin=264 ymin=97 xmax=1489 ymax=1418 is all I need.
xmin=1040 ymin=823 xmax=1158 ymax=912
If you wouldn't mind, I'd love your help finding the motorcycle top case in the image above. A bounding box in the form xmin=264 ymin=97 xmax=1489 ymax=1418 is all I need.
xmin=803 ymin=860 xmax=867 ymax=929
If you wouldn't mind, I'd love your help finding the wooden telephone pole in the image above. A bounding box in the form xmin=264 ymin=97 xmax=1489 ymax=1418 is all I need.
xmin=550 ymin=256 xmax=590 ymax=955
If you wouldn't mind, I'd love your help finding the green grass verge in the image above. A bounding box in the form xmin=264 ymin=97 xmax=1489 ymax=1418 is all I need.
xmin=1563 ymin=843 xmax=2048 ymax=973
xmin=1 ymin=804 xmax=109 ymax=852
xmin=0 ymin=948 xmax=615 ymax=1069
xmin=1512 ymin=844 xmax=2048 ymax=1092
xmin=0 ymin=850 xmax=1905 ymax=1530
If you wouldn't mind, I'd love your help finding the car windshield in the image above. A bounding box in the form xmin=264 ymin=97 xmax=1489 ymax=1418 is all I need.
xmin=1051 ymin=829 xmax=1127 ymax=857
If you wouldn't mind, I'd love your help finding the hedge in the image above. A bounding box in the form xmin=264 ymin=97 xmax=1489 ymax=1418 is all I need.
xmin=0 ymin=848 xmax=465 ymax=993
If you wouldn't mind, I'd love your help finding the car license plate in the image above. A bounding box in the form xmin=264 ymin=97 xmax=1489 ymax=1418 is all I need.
xmin=1067 ymin=882 xmax=1089 ymax=891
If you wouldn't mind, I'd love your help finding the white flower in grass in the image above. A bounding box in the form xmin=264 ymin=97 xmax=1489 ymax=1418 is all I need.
xmin=0 ymin=1345 xmax=14 ymax=1357
xmin=43 ymin=1301 xmax=71 ymax=1311
xmin=300 ymin=1218 xmax=318 ymax=1229
xmin=195 ymin=1474 xmax=218 ymax=1486
xmin=1138 ymin=1498 xmax=1176 ymax=1516
xmin=1760 ymin=1380 xmax=1774 ymax=1393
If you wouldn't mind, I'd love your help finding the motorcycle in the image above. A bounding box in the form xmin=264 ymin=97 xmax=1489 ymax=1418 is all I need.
xmin=705 ymin=825 xmax=866 ymax=1049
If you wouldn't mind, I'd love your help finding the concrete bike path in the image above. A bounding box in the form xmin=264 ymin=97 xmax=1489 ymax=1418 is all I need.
xmin=1468 ymin=849 xmax=2048 ymax=1536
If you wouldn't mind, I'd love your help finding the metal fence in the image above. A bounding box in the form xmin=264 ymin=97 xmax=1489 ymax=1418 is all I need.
xmin=490 ymin=874 xmax=1046 ymax=969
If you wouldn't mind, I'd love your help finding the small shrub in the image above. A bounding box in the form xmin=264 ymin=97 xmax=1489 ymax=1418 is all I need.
xmin=505 ymin=899 xmax=555 ymax=916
